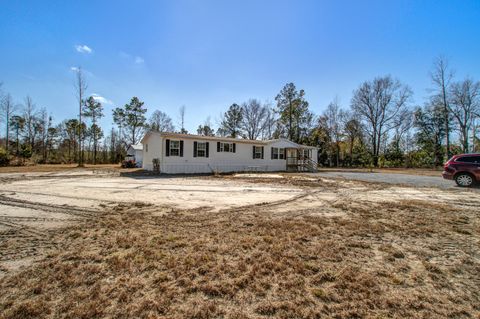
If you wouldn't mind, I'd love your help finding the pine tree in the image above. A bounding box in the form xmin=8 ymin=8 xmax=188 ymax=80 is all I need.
xmin=275 ymin=83 xmax=311 ymax=143
xmin=220 ymin=103 xmax=243 ymax=138
xmin=83 ymin=96 xmax=104 ymax=164
xmin=113 ymin=97 xmax=147 ymax=145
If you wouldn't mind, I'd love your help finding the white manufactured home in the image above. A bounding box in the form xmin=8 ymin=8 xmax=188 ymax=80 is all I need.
xmin=141 ymin=132 xmax=318 ymax=174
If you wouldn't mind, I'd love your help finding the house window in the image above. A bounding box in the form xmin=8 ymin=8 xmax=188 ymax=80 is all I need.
xmin=254 ymin=146 xmax=263 ymax=159
xmin=145 ymin=144 xmax=148 ymax=152
xmin=170 ymin=140 xmax=180 ymax=156
xmin=299 ymin=149 xmax=310 ymax=159
xmin=196 ymin=142 xmax=207 ymax=157
xmin=272 ymin=147 xmax=278 ymax=159
xmin=220 ymin=142 xmax=234 ymax=152
xmin=271 ymin=147 xmax=285 ymax=160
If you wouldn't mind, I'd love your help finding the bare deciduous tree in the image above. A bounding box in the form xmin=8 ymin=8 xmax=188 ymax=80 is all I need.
xmin=23 ymin=96 xmax=39 ymax=150
xmin=323 ymin=97 xmax=344 ymax=166
xmin=241 ymin=99 xmax=269 ymax=140
xmin=351 ymin=75 xmax=412 ymax=166
xmin=149 ymin=110 xmax=174 ymax=132
xmin=261 ymin=106 xmax=277 ymax=140
xmin=391 ymin=108 xmax=414 ymax=154
xmin=73 ymin=67 xmax=87 ymax=166
xmin=178 ymin=105 xmax=187 ymax=134
xmin=449 ymin=78 xmax=480 ymax=153
xmin=430 ymin=56 xmax=454 ymax=159
xmin=38 ymin=107 xmax=49 ymax=161
xmin=1 ymin=93 xmax=17 ymax=151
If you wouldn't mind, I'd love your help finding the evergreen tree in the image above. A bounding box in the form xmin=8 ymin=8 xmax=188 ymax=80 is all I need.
xmin=83 ymin=96 xmax=104 ymax=164
xmin=275 ymin=83 xmax=311 ymax=143
xmin=197 ymin=125 xmax=215 ymax=136
xmin=414 ymin=100 xmax=446 ymax=167
xmin=220 ymin=103 xmax=243 ymax=138
xmin=65 ymin=119 xmax=79 ymax=163
xmin=9 ymin=115 xmax=25 ymax=156
xmin=113 ymin=97 xmax=147 ymax=145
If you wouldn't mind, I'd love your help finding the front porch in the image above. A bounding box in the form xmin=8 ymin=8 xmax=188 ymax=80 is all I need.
xmin=286 ymin=148 xmax=318 ymax=172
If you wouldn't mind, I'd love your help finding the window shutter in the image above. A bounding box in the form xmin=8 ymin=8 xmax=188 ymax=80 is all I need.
xmin=165 ymin=139 xmax=170 ymax=157
xmin=271 ymin=147 xmax=274 ymax=160
xmin=233 ymin=143 xmax=236 ymax=153
xmin=217 ymin=142 xmax=221 ymax=152
xmin=252 ymin=145 xmax=255 ymax=159
xmin=206 ymin=142 xmax=209 ymax=158
xmin=193 ymin=141 xmax=197 ymax=157
xmin=261 ymin=146 xmax=264 ymax=159
xmin=180 ymin=140 xmax=184 ymax=157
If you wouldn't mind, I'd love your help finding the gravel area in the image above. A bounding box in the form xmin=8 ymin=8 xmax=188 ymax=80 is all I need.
xmin=313 ymin=171 xmax=480 ymax=190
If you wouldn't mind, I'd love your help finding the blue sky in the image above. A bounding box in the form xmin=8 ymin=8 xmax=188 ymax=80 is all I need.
xmin=1 ymin=0 xmax=479 ymax=133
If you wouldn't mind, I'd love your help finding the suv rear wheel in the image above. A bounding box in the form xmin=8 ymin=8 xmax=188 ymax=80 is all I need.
xmin=455 ymin=173 xmax=475 ymax=187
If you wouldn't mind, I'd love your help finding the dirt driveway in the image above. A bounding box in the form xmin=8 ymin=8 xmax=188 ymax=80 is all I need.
xmin=0 ymin=169 xmax=479 ymax=318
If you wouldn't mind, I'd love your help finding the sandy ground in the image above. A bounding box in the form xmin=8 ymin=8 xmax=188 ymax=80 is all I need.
xmin=1 ymin=170 xmax=478 ymax=275
xmin=0 ymin=171 xmax=303 ymax=275
xmin=1 ymin=173 xmax=302 ymax=210
xmin=0 ymin=170 xmax=479 ymax=318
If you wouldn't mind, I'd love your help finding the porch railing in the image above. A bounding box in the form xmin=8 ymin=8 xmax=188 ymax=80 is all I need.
xmin=286 ymin=156 xmax=318 ymax=172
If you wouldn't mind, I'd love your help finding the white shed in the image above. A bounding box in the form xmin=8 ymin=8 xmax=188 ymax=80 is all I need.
xmin=140 ymin=132 xmax=318 ymax=174
xmin=126 ymin=144 xmax=143 ymax=167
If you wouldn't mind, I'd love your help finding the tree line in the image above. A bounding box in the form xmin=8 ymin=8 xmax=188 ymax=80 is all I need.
xmin=1 ymin=57 xmax=479 ymax=168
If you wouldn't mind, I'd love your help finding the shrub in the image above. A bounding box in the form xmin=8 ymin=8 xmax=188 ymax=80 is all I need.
xmin=0 ymin=147 xmax=9 ymax=166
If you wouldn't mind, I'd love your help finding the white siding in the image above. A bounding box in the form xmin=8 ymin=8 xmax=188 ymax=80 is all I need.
xmin=141 ymin=133 xmax=318 ymax=174
xmin=142 ymin=134 xmax=162 ymax=171
xmin=142 ymin=135 xmax=283 ymax=173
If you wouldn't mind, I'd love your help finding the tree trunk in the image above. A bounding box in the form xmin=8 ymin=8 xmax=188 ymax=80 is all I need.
xmin=349 ymin=137 xmax=354 ymax=160
xmin=289 ymin=100 xmax=293 ymax=141
xmin=5 ymin=104 xmax=9 ymax=152
xmin=443 ymin=91 xmax=450 ymax=159
xmin=93 ymin=140 xmax=97 ymax=165
xmin=15 ymin=127 xmax=19 ymax=156
xmin=462 ymin=127 xmax=468 ymax=153
xmin=336 ymin=141 xmax=340 ymax=167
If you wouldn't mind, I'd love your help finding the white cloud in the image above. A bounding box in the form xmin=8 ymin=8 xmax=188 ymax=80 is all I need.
xmin=70 ymin=66 xmax=79 ymax=72
xmin=134 ymin=56 xmax=145 ymax=64
xmin=91 ymin=93 xmax=113 ymax=105
xmin=75 ymin=44 xmax=92 ymax=54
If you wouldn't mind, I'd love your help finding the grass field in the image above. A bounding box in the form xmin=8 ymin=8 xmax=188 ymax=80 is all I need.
xmin=0 ymin=170 xmax=478 ymax=318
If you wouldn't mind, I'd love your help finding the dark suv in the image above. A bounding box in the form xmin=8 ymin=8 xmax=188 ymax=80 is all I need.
xmin=442 ymin=153 xmax=480 ymax=187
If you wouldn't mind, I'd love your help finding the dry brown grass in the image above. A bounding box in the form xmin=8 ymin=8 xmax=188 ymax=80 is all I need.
xmin=0 ymin=175 xmax=479 ymax=318
xmin=0 ymin=164 xmax=140 ymax=174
